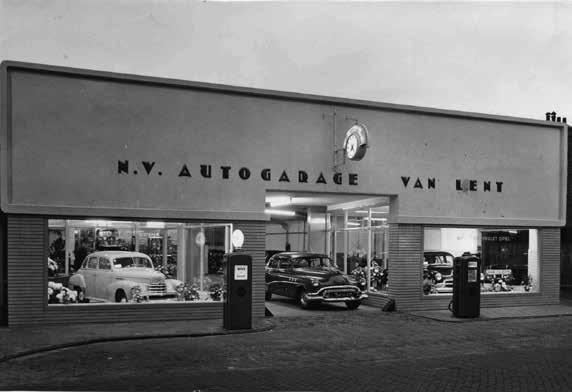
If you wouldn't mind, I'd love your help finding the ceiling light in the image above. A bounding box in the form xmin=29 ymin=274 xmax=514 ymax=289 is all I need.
xmin=266 ymin=196 xmax=292 ymax=207
xmin=309 ymin=218 xmax=326 ymax=225
xmin=85 ymin=220 xmax=112 ymax=227
xmin=265 ymin=209 xmax=296 ymax=217
xmin=355 ymin=208 xmax=389 ymax=214
xmin=146 ymin=221 xmax=165 ymax=229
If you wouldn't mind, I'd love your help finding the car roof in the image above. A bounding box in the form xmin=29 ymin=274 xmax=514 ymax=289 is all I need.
xmin=86 ymin=251 xmax=151 ymax=259
xmin=270 ymin=252 xmax=330 ymax=259
xmin=424 ymin=251 xmax=454 ymax=256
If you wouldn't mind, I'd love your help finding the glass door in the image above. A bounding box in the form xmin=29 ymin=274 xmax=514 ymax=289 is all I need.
xmin=328 ymin=206 xmax=389 ymax=293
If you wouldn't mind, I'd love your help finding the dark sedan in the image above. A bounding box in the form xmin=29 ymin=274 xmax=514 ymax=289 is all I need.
xmin=265 ymin=252 xmax=367 ymax=310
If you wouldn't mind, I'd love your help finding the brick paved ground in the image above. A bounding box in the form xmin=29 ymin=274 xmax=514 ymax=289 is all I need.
xmin=2 ymin=304 xmax=572 ymax=391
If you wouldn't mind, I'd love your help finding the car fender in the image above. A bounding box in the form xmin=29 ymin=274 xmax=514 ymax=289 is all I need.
xmin=68 ymin=274 xmax=86 ymax=290
xmin=289 ymin=281 xmax=310 ymax=296
xmin=107 ymin=279 xmax=140 ymax=301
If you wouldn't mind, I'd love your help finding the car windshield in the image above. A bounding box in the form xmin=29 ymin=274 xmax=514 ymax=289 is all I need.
xmin=292 ymin=256 xmax=337 ymax=270
xmin=114 ymin=257 xmax=153 ymax=269
xmin=425 ymin=254 xmax=454 ymax=265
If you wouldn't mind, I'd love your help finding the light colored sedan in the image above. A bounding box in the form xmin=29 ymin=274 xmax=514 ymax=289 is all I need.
xmin=68 ymin=251 xmax=181 ymax=303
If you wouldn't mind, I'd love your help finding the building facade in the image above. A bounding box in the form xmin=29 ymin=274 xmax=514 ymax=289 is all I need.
xmin=0 ymin=61 xmax=567 ymax=326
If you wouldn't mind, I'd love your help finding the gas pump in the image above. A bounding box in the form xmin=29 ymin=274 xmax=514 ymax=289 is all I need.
xmin=451 ymin=256 xmax=481 ymax=318
xmin=223 ymin=253 xmax=252 ymax=330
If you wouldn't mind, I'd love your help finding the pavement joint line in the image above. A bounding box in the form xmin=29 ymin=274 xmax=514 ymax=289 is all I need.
xmin=0 ymin=321 xmax=275 ymax=364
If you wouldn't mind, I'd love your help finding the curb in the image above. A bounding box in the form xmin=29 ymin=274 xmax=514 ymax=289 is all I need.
xmin=0 ymin=321 xmax=275 ymax=363
xmin=409 ymin=312 xmax=572 ymax=323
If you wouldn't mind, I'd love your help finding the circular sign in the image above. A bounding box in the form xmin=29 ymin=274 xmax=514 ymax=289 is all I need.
xmin=232 ymin=229 xmax=245 ymax=248
xmin=343 ymin=124 xmax=369 ymax=161
xmin=195 ymin=231 xmax=206 ymax=246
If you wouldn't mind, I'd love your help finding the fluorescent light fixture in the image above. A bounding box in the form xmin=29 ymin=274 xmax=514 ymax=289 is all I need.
xmin=364 ymin=217 xmax=387 ymax=222
xmin=146 ymin=221 xmax=165 ymax=229
xmin=308 ymin=218 xmax=326 ymax=225
xmin=355 ymin=209 xmax=389 ymax=214
xmin=265 ymin=208 xmax=296 ymax=217
xmin=347 ymin=221 xmax=361 ymax=226
xmin=85 ymin=220 xmax=112 ymax=227
xmin=266 ymin=196 xmax=292 ymax=207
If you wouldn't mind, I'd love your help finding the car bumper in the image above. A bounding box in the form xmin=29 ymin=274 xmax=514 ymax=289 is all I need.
xmin=306 ymin=285 xmax=368 ymax=303
xmin=140 ymin=290 xmax=178 ymax=298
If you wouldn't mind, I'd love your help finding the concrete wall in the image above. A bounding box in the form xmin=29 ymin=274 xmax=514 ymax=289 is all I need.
xmin=1 ymin=62 xmax=567 ymax=226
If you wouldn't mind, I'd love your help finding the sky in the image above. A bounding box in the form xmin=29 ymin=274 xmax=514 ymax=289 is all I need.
xmin=1 ymin=1 xmax=571 ymax=120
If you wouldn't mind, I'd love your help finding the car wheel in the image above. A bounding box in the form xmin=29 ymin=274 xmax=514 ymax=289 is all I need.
xmin=298 ymin=289 xmax=311 ymax=310
xmin=265 ymin=290 xmax=272 ymax=301
xmin=345 ymin=300 xmax=361 ymax=310
xmin=115 ymin=290 xmax=128 ymax=303
xmin=74 ymin=286 xmax=85 ymax=303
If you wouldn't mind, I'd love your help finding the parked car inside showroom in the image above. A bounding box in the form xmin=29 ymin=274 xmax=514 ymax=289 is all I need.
xmin=265 ymin=252 xmax=368 ymax=310
xmin=68 ymin=251 xmax=181 ymax=303
xmin=423 ymin=251 xmax=455 ymax=294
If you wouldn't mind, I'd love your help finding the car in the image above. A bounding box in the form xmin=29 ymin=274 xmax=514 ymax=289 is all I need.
xmin=68 ymin=251 xmax=181 ymax=303
xmin=264 ymin=251 xmax=368 ymax=310
xmin=423 ymin=251 xmax=454 ymax=294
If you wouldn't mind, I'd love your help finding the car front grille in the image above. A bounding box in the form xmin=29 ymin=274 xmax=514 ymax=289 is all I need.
xmin=148 ymin=283 xmax=167 ymax=294
xmin=322 ymin=287 xmax=359 ymax=299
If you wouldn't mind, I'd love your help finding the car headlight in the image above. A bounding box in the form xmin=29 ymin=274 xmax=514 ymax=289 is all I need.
xmin=311 ymin=279 xmax=320 ymax=287
xmin=434 ymin=272 xmax=442 ymax=282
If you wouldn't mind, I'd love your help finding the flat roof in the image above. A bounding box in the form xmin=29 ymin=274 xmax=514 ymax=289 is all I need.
xmin=1 ymin=60 xmax=566 ymax=129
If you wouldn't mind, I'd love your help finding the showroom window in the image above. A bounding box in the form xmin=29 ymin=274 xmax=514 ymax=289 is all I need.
xmin=330 ymin=207 xmax=389 ymax=294
xmin=47 ymin=219 xmax=232 ymax=305
xmin=422 ymin=227 xmax=539 ymax=296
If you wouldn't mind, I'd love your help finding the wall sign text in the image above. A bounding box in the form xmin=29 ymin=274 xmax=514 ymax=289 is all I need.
xmin=118 ymin=160 xmax=359 ymax=186
xmin=401 ymin=176 xmax=504 ymax=192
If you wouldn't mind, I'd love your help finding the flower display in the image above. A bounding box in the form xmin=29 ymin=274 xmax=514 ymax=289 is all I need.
xmin=489 ymin=277 xmax=513 ymax=292
xmin=130 ymin=285 xmax=146 ymax=303
xmin=209 ymin=283 xmax=223 ymax=301
xmin=175 ymin=279 xmax=224 ymax=302
xmin=47 ymin=281 xmax=78 ymax=304
xmin=155 ymin=263 xmax=177 ymax=279
xmin=175 ymin=282 xmax=201 ymax=301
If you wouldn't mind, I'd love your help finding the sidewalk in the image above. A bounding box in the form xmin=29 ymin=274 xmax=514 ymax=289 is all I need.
xmin=0 ymin=318 xmax=274 ymax=363
xmin=3 ymin=299 xmax=572 ymax=363
xmin=410 ymin=303 xmax=572 ymax=322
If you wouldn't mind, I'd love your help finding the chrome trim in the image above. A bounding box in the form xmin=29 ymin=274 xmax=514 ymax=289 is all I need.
xmin=312 ymin=285 xmax=362 ymax=296
xmin=306 ymin=285 xmax=368 ymax=302
xmin=306 ymin=293 xmax=369 ymax=302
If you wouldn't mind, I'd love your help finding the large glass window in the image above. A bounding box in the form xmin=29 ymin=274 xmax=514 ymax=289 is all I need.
xmin=47 ymin=219 xmax=232 ymax=305
xmin=422 ymin=227 xmax=539 ymax=296
xmin=330 ymin=207 xmax=390 ymax=294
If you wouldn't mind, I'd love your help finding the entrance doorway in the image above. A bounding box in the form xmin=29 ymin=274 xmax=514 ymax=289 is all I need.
xmin=265 ymin=191 xmax=390 ymax=295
